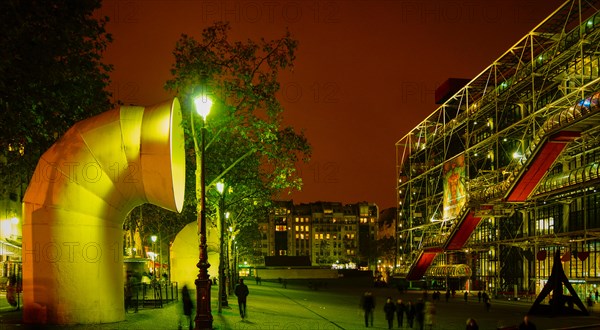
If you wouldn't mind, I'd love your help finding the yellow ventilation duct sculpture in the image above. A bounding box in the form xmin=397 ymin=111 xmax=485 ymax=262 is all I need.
xmin=22 ymin=98 xmax=185 ymax=324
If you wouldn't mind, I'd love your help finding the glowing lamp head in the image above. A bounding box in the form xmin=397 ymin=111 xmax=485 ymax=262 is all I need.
xmin=151 ymin=235 xmax=157 ymax=243
xmin=216 ymin=181 xmax=225 ymax=194
xmin=194 ymin=96 xmax=212 ymax=119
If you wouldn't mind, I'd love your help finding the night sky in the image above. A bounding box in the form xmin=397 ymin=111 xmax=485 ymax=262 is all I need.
xmin=101 ymin=0 xmax=563 ymax=210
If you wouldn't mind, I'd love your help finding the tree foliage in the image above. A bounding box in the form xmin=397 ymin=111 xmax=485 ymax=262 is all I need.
xmin=0 ymin=0 xmax=113 ymax=195
xmin=158 ymin=21 xmax=311 ymax=248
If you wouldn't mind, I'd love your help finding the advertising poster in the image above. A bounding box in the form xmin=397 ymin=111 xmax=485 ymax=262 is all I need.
xmin=443 ymin=154 xmax=466 ymax=220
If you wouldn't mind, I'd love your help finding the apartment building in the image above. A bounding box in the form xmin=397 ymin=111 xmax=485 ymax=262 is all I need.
xmin=258 ymin=201 xmax=379 ymax=269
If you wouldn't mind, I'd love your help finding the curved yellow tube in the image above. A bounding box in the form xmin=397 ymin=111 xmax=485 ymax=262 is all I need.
xmin=22 ymin=98 xmax=185 ymax=324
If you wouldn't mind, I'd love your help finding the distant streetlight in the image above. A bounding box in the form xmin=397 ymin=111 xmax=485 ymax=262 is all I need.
xmin=192 ymin=94 xmax=213 ymax=329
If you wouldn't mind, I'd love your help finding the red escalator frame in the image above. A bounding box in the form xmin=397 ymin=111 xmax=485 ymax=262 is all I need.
xmin=506 ymin=131 xmax=579 ymax=202
xmin=445 ymin=210 xmax=484 ymax=251
xmin=406 ymin=248 xmax=443 ymax=281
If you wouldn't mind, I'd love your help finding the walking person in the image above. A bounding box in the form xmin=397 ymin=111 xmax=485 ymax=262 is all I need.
xmin=466 ymin=318 xmax=479 ymax=330
xmin=234 ymin=278 xmax=250 ymax=319
xmin=396 ymin=298 xmax=406 ymax=328
xmin=125 ymin=272 xmax=138 ymax=313
xmin=415 ymin=299 xmax=425 ymax=330
xmin=383 ymin=297 xmax=396 ymax=329
xmin=406 ymin=300 xmax=415 ymax=328
xmin=464 ymin=291 xmax=469 ymax=303
xmin=361 ymin=291 xmax=375 ymax=327
xmin=518 ymin=315 xmax=536 ymax=330
xmin=124 ymin=282 xmax=132 ymax=313
xmin=482 ymin=292 xmax=491 ymax=311
xmin=424 ymin=301 xmax=436 ymax=329
xmin=179 ymin=285 xmax=193 ymax=330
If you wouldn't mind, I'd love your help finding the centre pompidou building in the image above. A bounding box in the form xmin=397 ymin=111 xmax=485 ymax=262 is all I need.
xmin=396 ymin=0 xmax=600 ymax=298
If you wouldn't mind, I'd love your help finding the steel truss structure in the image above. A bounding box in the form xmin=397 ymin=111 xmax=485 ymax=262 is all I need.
xmin=396 ymin=1 xmax=600 ymax=297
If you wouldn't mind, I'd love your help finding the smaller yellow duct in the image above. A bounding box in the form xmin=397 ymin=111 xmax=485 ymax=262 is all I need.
xmin=22 ymin=98 xmax=185 ymax=324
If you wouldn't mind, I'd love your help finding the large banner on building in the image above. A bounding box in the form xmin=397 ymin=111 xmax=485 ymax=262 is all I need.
xmin=443 ymin=154 xmax=466 ymax=220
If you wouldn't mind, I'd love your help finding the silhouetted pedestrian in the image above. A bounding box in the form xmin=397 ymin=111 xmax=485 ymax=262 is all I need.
xmin=179 ymin=285 xmax=193 ymax=330
xmin=466 ymin=317 xmax=479 ymax=330
xmin=125 ymin=283 xmax=132 ymax=313
xmin=445 ymin=289 xmax=450 ymax=302
xmin=361 ymin=291 xmax=375 ymax=327
xmin=424 ymin=301 xmax=436 ymax=329
xmin=125 ymin=272 xmax=138 ymax=313
xmin=396 ymin=298 xmax=405 ymax=327
xmin=518 ymin=315 xmax=536 ymax=330
xmin=235 ymin=278 xmax=250 ymax=319
xmin=415 ymin=299 xmax=425 ymax=330
xmin=482 ymin=292 xmax=491 ymax=311
xmin=477 ymin=291 xmax=482 ymax=303
xmin=464 ymin=291 xmax=468 ymax=303
xmin=406 ymin=300 xmax=415 ymax=328
xmin=383 ymin=296 xmax=396 ymax=329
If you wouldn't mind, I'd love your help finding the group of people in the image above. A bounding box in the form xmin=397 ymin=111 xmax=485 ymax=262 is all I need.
xmin=466 ymin=315 xmax=536 ymax=330
xmin=179 ymin=278 xmax=250 ymax=329
xmin=177 ymin=279 xmax=540 ymax=329
xmin=361 ymin=291 xmax=435 ymax=329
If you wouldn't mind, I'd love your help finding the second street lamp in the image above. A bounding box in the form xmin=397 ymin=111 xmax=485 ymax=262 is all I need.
xmin=151 ymin=235 xmax=158 ymax=281
xmin=216 ymin=182 xmax=228 ymax=311
xmin=192 ymin=95 xmax=213 ymax=330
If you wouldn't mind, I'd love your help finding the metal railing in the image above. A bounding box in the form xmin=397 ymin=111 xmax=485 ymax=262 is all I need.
xmin=128 ymin=281 xmax=179 ymax=311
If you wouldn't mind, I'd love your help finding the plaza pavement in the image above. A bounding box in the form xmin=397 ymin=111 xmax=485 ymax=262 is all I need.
xmin=2 ymin=279 xmax=600 ymax=329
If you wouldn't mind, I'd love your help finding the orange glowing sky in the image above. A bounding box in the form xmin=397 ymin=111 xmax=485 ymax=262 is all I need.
xmin=101 ymin=0 xmax=563 ymax=210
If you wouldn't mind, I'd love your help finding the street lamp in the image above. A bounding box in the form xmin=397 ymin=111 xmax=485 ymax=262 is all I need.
xmin=227 ymin=225 xmax=234 ymax=294
xmin=216 ymin=182 xmax=228 ymax=311
xmin=151 ymin=235 xmax=158 ymax=280
xmin=192 ymin=94 xmax=213 ymax=329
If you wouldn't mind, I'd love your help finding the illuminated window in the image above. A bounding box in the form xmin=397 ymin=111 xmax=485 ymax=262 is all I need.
xmin=537 ymin=217 xmax=554 ymax=233
xmin=315 ymin=234 xmax=319 ymax=240
xmin=326 ymin=233 xmax=330 ymax=239
xmin=295 ymin=225 xmax=299 ymax=231
xmin=275 ymin=225 xmax=286 ymax=231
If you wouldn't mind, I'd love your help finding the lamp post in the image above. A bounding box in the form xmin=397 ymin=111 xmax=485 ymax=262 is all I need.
xmin=227 ymin=224 xmax=235 ymax=295
xmin=224 ymin=212 xmax=230 ymax=296
xmin=193 ymin=95 xmax=213 ymax=330
xmin=151 ymin=235 xmax=158 ymax=280
xmin=231 ymin=235 xmax=238 ymax=290
xmin=216 ymin=181 xmax=229 ymax=311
